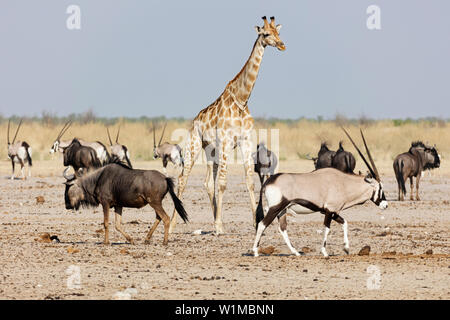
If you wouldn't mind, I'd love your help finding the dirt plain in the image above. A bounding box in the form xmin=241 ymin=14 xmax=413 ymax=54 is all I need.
xmin=0 ymin=159 xmax=448 ymax=300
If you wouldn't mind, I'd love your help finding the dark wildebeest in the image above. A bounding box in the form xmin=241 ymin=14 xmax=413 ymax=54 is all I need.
xmin=331 ymin=141 xmax=356 ymax=173
xmin=63 ymin=162 xmax=188 ymax=245
xmin=312 ymin=142 xmax=336 ymax=170
xmin=63 ymin=138 xmax=102 ymax=173
xmin=252 ymin=143 xmax=278 ymax=185
xmin=393 ymin=141 xmax=441 ymax=201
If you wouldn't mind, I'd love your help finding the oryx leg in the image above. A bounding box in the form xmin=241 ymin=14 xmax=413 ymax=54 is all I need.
xmin=253 ymin=201 xmax=287 ymax=257
xmin=409 ymin=177 xmax=414 ymax=201
xmin=19 ymin=159 xmax=25 ymax=180
xmin=169 ymin=132 xmax=202 ymax=233
xmin=114 ymin=207 xmax=134 ymax=244
xmin=320 ymin=212 xmax=333 ymax=257
xmin=10 ymin=160 xmax=15 ymax=180
xmin=332 ymin=214 xmax=349 ymax=254
xmin=277 ymin=213 xmax=301 ymax=256
xmin=240 ymin=136 xmax=257 ymax=226
xmin=415 ymin=174 xmax=421 ymax=201
xmin=102 ymin=204 xmax=110 ymax=245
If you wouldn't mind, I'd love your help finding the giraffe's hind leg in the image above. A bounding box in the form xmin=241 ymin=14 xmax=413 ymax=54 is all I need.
xmin=169 ymin=131 xmax=202 ymax=233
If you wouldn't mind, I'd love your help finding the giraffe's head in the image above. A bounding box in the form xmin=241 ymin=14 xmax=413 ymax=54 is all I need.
xmin=255 ymin=16 xmax=285 ymax=51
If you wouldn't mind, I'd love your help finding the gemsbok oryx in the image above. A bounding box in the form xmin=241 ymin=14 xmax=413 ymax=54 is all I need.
xmin=252 ymin=142 xmax=278 ymax=186
xmin=252 ymin=128 xmax=388 ymax=257
xmin=63 ymin=161 xmax=188 ymax=245
xmin=106 ymin=126 xmax=132 ymax=168
xmin=7 ymin=119 xmax=32 ymax=180
xmin=393 ymin=141 xmax=440 ymax=201
xmin=63 ymin=139 xmax=102 ymax=173
xmin=50 ymin=121 xmax=110 ymax=165
xmin=332 ymin=141 xmax=356 ymax=173
xmin=152 ymin=122 xmax=183 ymax=176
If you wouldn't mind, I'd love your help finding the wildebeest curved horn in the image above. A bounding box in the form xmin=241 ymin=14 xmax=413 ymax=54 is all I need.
xmin=12 ymin=119 xmax=23 ymax=144
xmin=341 ymin=127 xmax=377 ymax=181
xmin=106 ymin=127 xmax=113 ymax=145
xmin=158 ymin=122 xmax=167 ymax=147
xmin=58 ymin=120 xmax=72 ymax=141
xmin=359 ymin=129 xmax=380 ymax=181
xmin=115 ymin=125 xmax=120 ymax=144
xmin=7 ymin=119 xmax=10 ymax=144
xmin=63 ymin=167 xmax=75 ymax=180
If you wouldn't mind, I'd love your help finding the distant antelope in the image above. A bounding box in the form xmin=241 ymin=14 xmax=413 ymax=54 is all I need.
xmin=252 ymin=142 xmax=278 ymax=185
xmin=50 ymin=121 xmax=110 ymax=165
xmin=252 ymin=128 xmax=387 ymax=257
xmin=152 ymin=122 xmax=183 ymax=176
xmin=63 ymin=139 xmax=102 ymax=173
xmin=6 ymin=119 xmax=32 ymax=180
xmin=332 ymin=141 xmax=356 ymax=173
xmin=393 ymin=141 xmax=440 ymax=201
xmin=106 ymin=126 xmax=132 ymax=168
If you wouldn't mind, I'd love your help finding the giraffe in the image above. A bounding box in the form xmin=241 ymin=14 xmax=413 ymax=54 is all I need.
xmin=169 ymin=16 xmax=285 ymax=235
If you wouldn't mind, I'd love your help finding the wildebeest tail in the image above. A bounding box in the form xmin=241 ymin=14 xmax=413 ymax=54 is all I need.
xmin=394 ymin=159 xmax=406 ymax=195
xmin=166 ymin=178 xmax=188 ymax=223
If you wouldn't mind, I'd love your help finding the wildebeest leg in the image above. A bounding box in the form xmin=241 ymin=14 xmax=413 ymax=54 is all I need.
xmin=332 ymin=214 xmax=349 ymax=254
xmin=103 ymin=205 xmax=110 ymax=245
xmin=152 ymin=203 xmax=171 ymax=245
xmin=144 ymin=214 xmax=161 ymax=244
xmin=114 ymin=207 xmax=134 ymax=244
xmin=11 ymin=160 xmax=15 ymax=180
xmin=277 ymin=213 xmax=301 ymax=256
xmin=409 ymin=177 xmax=414 ymax=201
xmin=415 ymin=174 xmax=421 ymax=201
xmin=321 ymin=212 xmax=333 ymax=257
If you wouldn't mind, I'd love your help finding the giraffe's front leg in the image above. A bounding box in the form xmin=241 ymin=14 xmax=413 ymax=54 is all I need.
xmin=240 ymin=136 xmax=257 ymax=226
xmin=214 ymin=141 xmax=232 ymax=235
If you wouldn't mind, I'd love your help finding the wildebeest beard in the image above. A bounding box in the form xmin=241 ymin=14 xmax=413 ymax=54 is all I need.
xmin=66 ymin=169 xmax=104 ymax=210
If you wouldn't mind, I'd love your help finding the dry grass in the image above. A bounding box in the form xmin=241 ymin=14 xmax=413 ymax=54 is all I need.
xmin=1 ymin=119 xmax=448 ymax=175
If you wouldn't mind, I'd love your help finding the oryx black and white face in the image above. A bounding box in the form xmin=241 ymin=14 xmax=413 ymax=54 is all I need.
xmin=153 ymin=147 xmax=161 ymax=160
xmin=365 ymin=177 xmax=388 ymax=209
xmin=50 ymin=140 xmax=60 ymax=154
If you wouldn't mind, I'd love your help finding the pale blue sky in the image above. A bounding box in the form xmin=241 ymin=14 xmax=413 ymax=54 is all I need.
xmin=0 ymin=0 xmax=449 ymax=119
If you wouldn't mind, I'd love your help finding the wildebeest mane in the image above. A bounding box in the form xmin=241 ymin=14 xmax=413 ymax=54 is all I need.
xmin=409 ymin=141 xmax=426 ymax=152
xmin=77 ymin=167 xmax=106 ymax=208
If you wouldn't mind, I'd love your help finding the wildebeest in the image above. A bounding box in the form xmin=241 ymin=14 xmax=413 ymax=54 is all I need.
xmin=331 ymin=141 xmax=356 ymax=173
xmin=63 ymin=162 xmax=188 ymax=245
xmin=50 ymin=121 xmax=110 ymax=165
xmin=252 ymin=128 xmax=387 ymax=257
xmin=7 ymin=119 xmax=32 ymax=180
xmin=106 ymin=126 xmax=132 ymax=168
xmin=63 ymin=139 xmax=102 ymax=173
xmin=252 ymin=142 xmax=278 ymax=185
xmin=393 ymin=141 xmax=440 ymax=201
xmin=312 ymin=142 xmax=336 ymax=169
xmin=152 ymin=122 xmax=183 ymax=175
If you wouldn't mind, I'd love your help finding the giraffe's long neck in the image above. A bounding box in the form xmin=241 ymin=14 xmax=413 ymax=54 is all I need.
xmin=226 ymin=36 xmax=265 ymax=106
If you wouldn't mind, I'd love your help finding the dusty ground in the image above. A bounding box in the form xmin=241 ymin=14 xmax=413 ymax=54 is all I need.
xmin=0 ymin=159 xmax=449 ymax=300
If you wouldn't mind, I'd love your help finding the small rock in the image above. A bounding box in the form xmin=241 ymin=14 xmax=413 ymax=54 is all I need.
xmin=192 ymin=229 xmax=203 ymax=235
xmin=35 ymin=196 xmax=45 ymax=204
xmin=358 ymin=245 xmax=371 ymax=256
xmin=258 ymin=246 xmax=275 ymax=255
xmin=37 ymin=233 xmax=51 ymax=243
xmin=301 ymin=246 xmax=313 ymax=253
xmin=425 ymin=249 xmax=433 ymax=255
xmin=67 ymin=247 xmax=79 ymax=254
xmin=120 ymin=248 xmax=129 ymax=255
